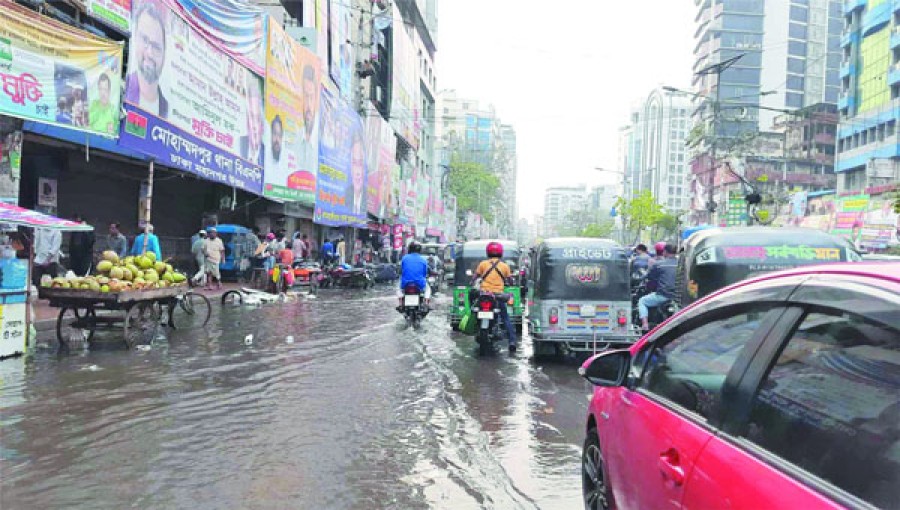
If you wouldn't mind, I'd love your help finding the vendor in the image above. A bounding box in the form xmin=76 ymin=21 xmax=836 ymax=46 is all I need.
xmin=131 ymin=224 xmax=162 ymax=260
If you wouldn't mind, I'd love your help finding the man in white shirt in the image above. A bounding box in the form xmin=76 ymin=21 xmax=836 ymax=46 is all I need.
xmin=33 ymin=228 xmax=61 ymax=285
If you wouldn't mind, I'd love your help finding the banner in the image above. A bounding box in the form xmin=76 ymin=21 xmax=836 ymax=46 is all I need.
xmin=0 ymin=115 xmax=23 ymax=204
xmin=314 ymin=87 xmax=367 ymax=227
xmin=860 ymin=198 xmax=900 ymax=249
xmin=365 ymin=112 xmax=396 ymax=218
xmin=169 ymin=0 xmax=267 ymax=75
xmin=724 ymin=192 xmax=745 ymax=227
xmin=328 ymin=0 xmax=353 ymax=99
xmin=831 ymin=194 xmax=869 ymax=245
xmin=263 ymin=21 xmax=322 ymax=203
xmin=399 ymin=161 xmax=417 ymax=223
xmin=0 ymin=0 xmax=125 ymax=137
xmin=119 ymin=0 xmax=264 ymax=194
xmin=416 ymin=167 xmax=430 ymax=230
xmin=389 ymin=5 xmax=420 ymax=149
xmin=88 ymin=0 xmax=132 ymax=34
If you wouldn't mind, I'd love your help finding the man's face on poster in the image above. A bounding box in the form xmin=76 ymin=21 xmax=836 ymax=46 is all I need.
xmin=136 ymin=12 xmax=165 ymax=85
xmin=303 ymin=72 xmax=316 ymax=137
xmin=98 ymin=76 xmax=110 ymax=105
xmin=351 ymin=140 xmax=365 ymax=193
xmin=247 ymin=88 xmax=263 ymax=149
xmin=271 ymin=119 xmax=283 ymax=161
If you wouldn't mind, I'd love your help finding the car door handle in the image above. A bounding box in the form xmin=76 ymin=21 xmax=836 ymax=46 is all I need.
xmin=658 ymin=448 xmax=685 ymax=486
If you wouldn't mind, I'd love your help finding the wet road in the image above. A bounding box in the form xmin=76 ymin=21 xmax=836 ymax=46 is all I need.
xmin=0 ymin=288 xmax=593 ymax=509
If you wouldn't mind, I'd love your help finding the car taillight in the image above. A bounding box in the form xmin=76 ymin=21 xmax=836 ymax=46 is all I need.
xmin=549 ymin=307 xmax=558 ymax=325
xmin=404 ymin=284 xmax=418 ymax=294
xmin=479 ymin=300 xmax=493 ymax=312
xmin=618 ymin=315 xmax=627 ymax=326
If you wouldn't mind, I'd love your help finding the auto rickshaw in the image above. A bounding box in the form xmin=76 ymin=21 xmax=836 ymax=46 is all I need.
xmin=211 ymin=224 xmax=255 ymax=280
xmin=528 ymin=238 xmax=635 ymax=356
xmin=450 ymin=240 xmax=525 ymax=331
xmin=677 ymin=226 xmax=861 ymax=306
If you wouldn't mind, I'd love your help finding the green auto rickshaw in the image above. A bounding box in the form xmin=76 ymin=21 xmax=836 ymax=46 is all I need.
xmin=677 ymin=226 xmax=862 ymax=306
xmin=528 ymin=238 xmax=636 ymax=356
xmin=450 ymin=240 xmax=525 ymax=332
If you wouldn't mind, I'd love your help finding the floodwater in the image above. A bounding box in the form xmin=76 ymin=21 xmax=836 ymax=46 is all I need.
xmin=0 ymin=288 xmax=593 ymax=509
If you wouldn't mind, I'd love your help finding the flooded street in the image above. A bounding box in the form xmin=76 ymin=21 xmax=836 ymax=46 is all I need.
xmin=1 ymin=289 xmax=592 ymax=509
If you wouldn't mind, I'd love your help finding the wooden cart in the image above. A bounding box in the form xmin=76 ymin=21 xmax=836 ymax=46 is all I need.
xmin=38 ymin=286 xmax=211 ymax=348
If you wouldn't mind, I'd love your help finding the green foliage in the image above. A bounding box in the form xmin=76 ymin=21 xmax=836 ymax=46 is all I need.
xmin=614 ymin=190 xmax=664 ymax=243
xmin=652 ymin=213 xmax=679 ymax=239
xmin=579 ymin=221 xmax=616 ymax=238
xmin=447 ymin=157 xmax=500 ymax=222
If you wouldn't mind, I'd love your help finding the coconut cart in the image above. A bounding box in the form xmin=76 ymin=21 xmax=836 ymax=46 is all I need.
xmin=39 ymin=285 xmax=211 ymax=348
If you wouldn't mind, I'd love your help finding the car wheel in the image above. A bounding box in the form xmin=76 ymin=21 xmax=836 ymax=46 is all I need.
xmin=582 ymin=429 xmax=611 ymax=510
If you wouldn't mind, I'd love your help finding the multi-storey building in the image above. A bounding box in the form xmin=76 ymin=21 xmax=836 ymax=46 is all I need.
xmin=834 ymin=0 xmax=900 ymax=192
xmin=618 ymin=88 xmax=693 ymax=212
xmin=543 ymin=185 xmax=588 ymax=236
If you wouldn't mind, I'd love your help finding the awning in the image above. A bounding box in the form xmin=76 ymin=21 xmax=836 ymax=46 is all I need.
xmin=0 ymin=203 xmax=93 ymax=231
xmin=23 ymin=121 xmax=149 ymax=161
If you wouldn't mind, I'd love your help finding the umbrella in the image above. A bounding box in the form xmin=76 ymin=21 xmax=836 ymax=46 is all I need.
xmin=0 ymin=202 xmax=93 ymax=231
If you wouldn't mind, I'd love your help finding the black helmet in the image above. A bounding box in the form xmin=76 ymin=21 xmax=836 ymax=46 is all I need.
xmin=408 ymin=241 xmax=422 ymax=254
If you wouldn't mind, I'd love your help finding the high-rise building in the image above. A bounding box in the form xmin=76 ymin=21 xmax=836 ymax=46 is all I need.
xmin=543 ymin=185 xmax=588 ymax=236
xmin=834 ymin=0 xmax=900 ymax=192
xmin=498 ymin=124 xmax=518 ymax=235
xmin=693 ymin=0 xmax=843 ymax=137
xmin=618 ymin=88 xmax=693 ymax=212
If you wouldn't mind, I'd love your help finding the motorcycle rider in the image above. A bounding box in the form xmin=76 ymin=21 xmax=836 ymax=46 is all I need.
xmin=632 ymin=243 xmax=651 ymax=272
xmin=398 ymin=241 xmax=431 ymax=309
xmin=473 ymin=241 xmax=518 ymax=352
xmin=649 ymin=241 xmax=667 ymax=268
xmin=638 ymin=242 xmax=677 ymax=331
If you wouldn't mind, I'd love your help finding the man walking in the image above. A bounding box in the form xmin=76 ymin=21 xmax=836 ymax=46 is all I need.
xmin=204 ymin=227 xmax=225 ymax=290
xmin=33 ymin=227 xmax=61 ymax=286
xmin=191 ymin=229 xmax=207 ymax=286
xmin=107 ymin=222 xmax=128 ymax=260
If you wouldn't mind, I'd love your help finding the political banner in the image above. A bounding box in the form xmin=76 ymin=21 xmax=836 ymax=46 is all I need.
xmin=263 ymin=21 xmax=322 ymax=203
xmin=0 ymin=0 xmax=125 ymax=137
xmin=314 ymin=88 xmax=367 ymax=227
xmin=416 ymin=168 xmax=430 ymax=230
xmin=398 ymin=161 xmax=417 ymax=223
xmin=169 ymin=0 xmax=268 ymax=75
xmin=328 ymin=0 xmax=353 ymax=99
xmin=860 ymin=199 xmax=900 ymax=249
xmin=119 ymin=0 xmax=264 ymax=194
xmin=831 ymin=194 xmax=869 ymax=245
xmin=88 ymin=0 xmax=132 ymax=34
xmin=365 ymin=112 xmax=396 ymax=219
xmin=0 ymin=115 xmax=23 ymax=204
xmin=389 ymin=5 xmax=420 ymax=149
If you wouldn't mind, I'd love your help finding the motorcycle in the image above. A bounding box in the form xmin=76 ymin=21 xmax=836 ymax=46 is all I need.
xmin=471 ymin=291 xmax=509 ymax=354
xmin=631 ymin=275 xmax=677 ymax=332
xmin=320 ymin=264 xmax=374 ymax=289
xmin=399 ymin=283 xmax=428 ymax=329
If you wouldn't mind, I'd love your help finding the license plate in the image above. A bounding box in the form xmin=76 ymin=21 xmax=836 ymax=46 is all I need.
xmin=477 ymin=311 xmax=494 ymax=320
xmin=404 ymin=295 xmax=420 ymax=306
xmin=580 ymin=305 xmax=596 ymax=318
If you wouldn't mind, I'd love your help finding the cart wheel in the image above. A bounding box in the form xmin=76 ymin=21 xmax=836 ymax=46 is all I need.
xmin=124 ymin=302 xmax=160 ymax=348
xmin=57 ymin=307 xmax=96 ymax=346
xmin=221 ymin=290 xmax=243 ymax=306
xmin=170 ymin=292 xmax=212 ymax=330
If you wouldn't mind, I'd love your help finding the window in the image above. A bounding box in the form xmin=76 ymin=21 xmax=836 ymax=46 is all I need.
xmin=639 ymin=307 xmax=772 ymax=421
xmin=786 ymin=92 xmax=804 ymax=108
xmin=788 ymin=23 xmax=808 ymax=40
xmin=741 ymin=311 xmax=900 ymax=508
xmin=787 ymin=57 xmax=806 ymax=74
xmin=787 ymin=75 xmax=805 ymax=91
xmin=788 ymin=40 xmax=807 ymax=57
xmin=789 ymin=5 xmax=808 ymax=22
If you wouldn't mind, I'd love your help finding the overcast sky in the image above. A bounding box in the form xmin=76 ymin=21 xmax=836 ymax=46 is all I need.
xmin=437 ymin=1 xmax=696 ymax=219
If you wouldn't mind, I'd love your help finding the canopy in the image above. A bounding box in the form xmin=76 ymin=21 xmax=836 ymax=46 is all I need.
xmin=0 ymin=203 xmax=93 ymax=231
xmin=682 ymin=224 xmax=714 ymax=240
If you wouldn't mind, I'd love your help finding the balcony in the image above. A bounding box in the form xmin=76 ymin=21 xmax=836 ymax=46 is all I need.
xmin=814 ymin=132 xmax=836 ymax=145
xmin=891 ymin=25 xmax=900 ymax=49
xmin=844 ymin=0 xmax=866 ymax=15
xmin=838 ymin=92 xmax=855 ymax=111
xmin=862 ymin=0 xmax=892 ymax=36
xmin=889 ymin=62 xmax=900 ymax=86
xmin=840 ymin=59 xmax=855 ymax=79
xmin=841 ymin=29 xmax=859 ymax=48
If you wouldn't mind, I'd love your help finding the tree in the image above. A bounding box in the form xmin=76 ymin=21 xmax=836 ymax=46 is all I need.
xmin=614 ymin=190 xmax=664 ymax=243
xmin=579 ymin=221 xmax=615 ymax=238
xmin=446 ymin=157 xmax=500 ymax=223
xmin=652 ymin=213 xmax=679 ymax=240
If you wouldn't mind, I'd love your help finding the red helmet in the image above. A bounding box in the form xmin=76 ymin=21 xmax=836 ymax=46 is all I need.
xmin=486 ymin=241 xmax=504 ymax=258
xmin=654 ymin=242 xmax=667 ymax=256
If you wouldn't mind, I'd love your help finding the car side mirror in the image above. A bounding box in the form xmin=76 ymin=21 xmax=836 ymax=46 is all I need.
xmin=579 ymin=349 xmax=631 ymax=387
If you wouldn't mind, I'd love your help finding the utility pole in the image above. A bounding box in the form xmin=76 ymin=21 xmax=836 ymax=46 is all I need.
xmin=695 ymin=54 xmax=743 ymax=225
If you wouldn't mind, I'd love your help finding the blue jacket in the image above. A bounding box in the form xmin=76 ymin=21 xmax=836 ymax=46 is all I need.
xmin=647 ymin=257 xmax=677 ymax=299
xmin=322 ymin=242 xmax=334 ymax=256
xmin=400 ymin=253 xmax=428 ymax=291
xmin=131 ymin=233 xmax=162 ymax=260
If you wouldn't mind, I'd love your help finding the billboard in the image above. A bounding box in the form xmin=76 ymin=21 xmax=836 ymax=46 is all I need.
xmin=389 ymin=5 xmax=420 ymax=149
xmin=831 ymin=194 xmax=869 ymax=245
xmin=263 ymin=21 xmax=322 ymax=203
xmin=169 ymin=0 xmax=267 ymax=75
xmin=0 ymin=0 xmax=125 ymax=137
xmin=118 ymin=0 xmax=264 ymax=194
xmin=328 ymin=0 xmax=353 ymax=98
xmin=0 ymin=115 xmax=23 ymax=204
xmin=314 ymin=87 xmax=367 ymax=227
xmin=364 ymin=112 xmax=396 ymax=219
xmin=88 ymin=0 xmax=132 ymax=34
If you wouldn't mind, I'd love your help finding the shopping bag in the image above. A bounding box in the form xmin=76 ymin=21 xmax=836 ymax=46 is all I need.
xmin=459 ymin=308 xmax=476 ymax=335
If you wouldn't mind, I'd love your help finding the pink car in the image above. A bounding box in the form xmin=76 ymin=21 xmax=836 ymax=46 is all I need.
xmin=579 ymin=262 xmax=900 ymax=509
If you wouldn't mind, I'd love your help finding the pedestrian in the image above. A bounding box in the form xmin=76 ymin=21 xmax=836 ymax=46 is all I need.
xmin=191 ymin=229 xmax=207 ymax=286
xmin=204 ymin=227 xmax=225 ymax=290
xmin=131 ymin=224 xmax=162 ymax=260
xmin=33 ymin=227 xmax=61 ymax=286
xmin=321 ymin=238 xmax=334 ymax=265
xmin=260 ymin=232 xmax=277 ymax=271
xmin=301 ymin=234 xmax=311 ymax=259
xmin=336 ymin=237 xmax=346 ymax=265
xmin=107 ymin=222 xmax=128 ymax=260
xmin=69 ymin=214 xmax=95 ymax=276
xmin=292 ymin=233 xmax=307 ymax=262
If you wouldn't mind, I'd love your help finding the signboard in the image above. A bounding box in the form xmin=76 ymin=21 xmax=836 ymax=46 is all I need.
xmin=0 ymin=303 xmax=26 ymax=358
xmin=389 ymin=5 xmax=420 ymax=149
xmin=725 ymin=192 xmax=745 ymax=227
xmin=328 ymin=0 xmax=353 ymax=98
xmin=0 ymin=0 xmax=125 ymax=137
xmin=832 ymin=194 xmax=869 ymax=245
xmin=364 ymin=112 xmax=396 ymax=219
xmin=169 ymin=0 xmax=267 ymax=75
xmin=37 ymin=178 xmax=57 ymax=208
xmin=313 ymin=87 xmax=367 ymax=227
xmin=0 ymin=115 xmax=23 ymax=204
xmin=860 ymin=198 xmax=900 ymax=249
xmin=263 ymin=21 xmax=322 ymax=203
xmin=119 ymin=0 xmax=264 ymax=194
xmin=88 ymin=0 xmax=132 ymax=34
